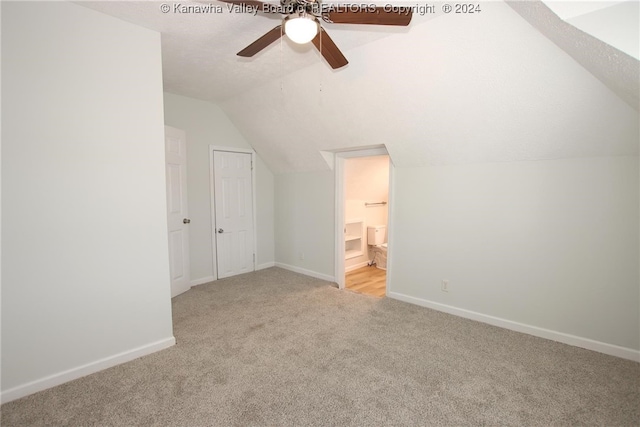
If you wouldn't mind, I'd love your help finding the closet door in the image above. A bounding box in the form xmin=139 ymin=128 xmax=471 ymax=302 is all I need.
xmin=213 ymin=150 xmax=255 ymax=279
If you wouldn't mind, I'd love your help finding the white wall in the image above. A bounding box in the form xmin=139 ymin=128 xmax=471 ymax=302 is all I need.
xmin=0 ymin=0 xmax=4 ymax=397
xmin=255 ymin=155 xmax=276 ymax=270
xmin=259 ymin=0 xmax=639 ymax=359
xmin=163 ymin=93 xmax=275 ymax=281
xmin=1 ymin=1 xmax=174 ymax=401
xmin=275 ymin=171 xmax=334 ymax=279
xmin=390 ymin=156 xmax=639 ymax=352
xmin=274 ymin=156 xmax=640 ymax=358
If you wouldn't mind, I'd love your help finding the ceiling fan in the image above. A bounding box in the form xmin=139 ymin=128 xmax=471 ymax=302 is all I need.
xmin=218 ymin=0 xmax=413 ymax=69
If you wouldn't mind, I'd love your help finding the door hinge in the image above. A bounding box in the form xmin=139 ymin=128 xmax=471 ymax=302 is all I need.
xmin=251 ymin=160 xmax=253 ymax=170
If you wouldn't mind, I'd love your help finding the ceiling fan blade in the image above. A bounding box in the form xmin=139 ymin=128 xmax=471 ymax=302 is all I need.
xmin=237 ymin=25 xmax=283 ymax=57
xmin=311 ymin=28 xmax=348 ymax=69
xmin=325 ymin=7 xmax=412 ymax=26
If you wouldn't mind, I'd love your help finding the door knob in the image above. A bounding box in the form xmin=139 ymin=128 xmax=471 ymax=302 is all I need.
xmin=183 ymin=218 xmax=191 ymax=224
xmin=217 ymin=228 xmax=224 ymax=233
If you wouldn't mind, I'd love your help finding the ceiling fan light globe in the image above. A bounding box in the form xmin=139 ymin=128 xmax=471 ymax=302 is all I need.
xmin=284 ymin=15 xmax=319 ymax=44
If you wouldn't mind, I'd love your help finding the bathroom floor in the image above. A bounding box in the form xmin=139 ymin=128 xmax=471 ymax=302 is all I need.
xmin=345 ymin=266 xmax=386 ymax=297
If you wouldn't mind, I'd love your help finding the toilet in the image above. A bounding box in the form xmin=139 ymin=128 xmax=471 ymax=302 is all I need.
xmin=367 ymin=225 xmax=387 ymax=270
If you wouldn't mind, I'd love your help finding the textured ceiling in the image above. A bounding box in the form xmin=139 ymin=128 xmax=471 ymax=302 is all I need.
xmin=508 ymin=0 xmax=639 ymax=111
xmin=219 ymin=1 xmax=639 ymax=173
xmin=78 ymin=0 xmax=433 ymax=101
xmin=78 ymin=0 xmax=639 ymax=174
xmin=562 ymin=1 xmax=639 ymax=60
xmin=78 ymin=0 xmax=639 ymax=105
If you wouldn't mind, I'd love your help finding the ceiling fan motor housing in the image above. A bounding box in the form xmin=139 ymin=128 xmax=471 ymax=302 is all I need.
xmin=280 ymin=0 xmax=321 ymax=16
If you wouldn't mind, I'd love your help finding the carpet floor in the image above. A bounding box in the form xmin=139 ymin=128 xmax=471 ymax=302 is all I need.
xmin=2 ymin=267 xmax=639 ymax=426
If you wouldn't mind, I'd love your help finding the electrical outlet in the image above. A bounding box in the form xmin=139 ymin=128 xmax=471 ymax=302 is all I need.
xmin=299 ymin=252 xmax=305 ymax=260
xmin=441 ymin=280 xmax=449 ymax=292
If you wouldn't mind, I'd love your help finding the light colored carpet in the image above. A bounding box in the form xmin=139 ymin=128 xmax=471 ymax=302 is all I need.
xmin=2 ymin=267 xmax=639 ymax=426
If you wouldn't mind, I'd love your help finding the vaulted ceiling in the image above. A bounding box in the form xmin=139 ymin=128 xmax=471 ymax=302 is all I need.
xmin=79 ymin=0 xmax=639 ymax=173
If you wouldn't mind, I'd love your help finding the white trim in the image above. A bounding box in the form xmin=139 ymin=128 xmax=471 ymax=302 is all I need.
xmin=334 ymin=155 xmax=346 ymax=289
xmin=385 ymin=160 xmax=396 ymax=296
xmin=0 ymin=337 xmax=176 ymax=404
xmin=388 ymin=291 xmax=640 ymax=362
xmin=256 ymin=262 xmax=275 ymax=271
xmin=209 ymin=146 xmax=258 ymax=280
xmin=275 ymin=262 xmax=336 ymax=283
xmin=250 ymin=151 xmax=258 ymax=274
xmin=345 ymin=261 xmax=370 ymax=272
xmin=209 ymin=147 xmax=217 ymax=280
xmin=190 ymin=276 xmax=215 ymax=287
xmin=209 ymin=146 xmax=254 ymax=154
xmin=333 ymin=146 xmax=390 ymax=158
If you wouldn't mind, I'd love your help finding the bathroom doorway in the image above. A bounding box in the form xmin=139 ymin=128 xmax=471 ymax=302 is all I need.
xmin=334 ymin=147 xmax=392 ymax=297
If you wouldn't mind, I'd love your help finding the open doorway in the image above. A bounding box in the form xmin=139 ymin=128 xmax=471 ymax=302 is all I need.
xmin=334 ymin=147 xmax=392 ymax=297
xmin=344 ymin=156 xmax=389 ymax=296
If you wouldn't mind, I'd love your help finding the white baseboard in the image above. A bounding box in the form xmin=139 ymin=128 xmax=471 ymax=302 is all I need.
xmin=388 ymin=292 xmax=640 ymax=363
xmin=275 ymin=262 xmax=335 ymax=283
xmin=345 ymin=261 xmax=370 ymax=272
xmin=190 ymin=276 xmax=215 ymax=287
xmin=1 ymin=337 xmax=176 ymax=404
xmin=256 ymin=262 xmax=275 ymax=271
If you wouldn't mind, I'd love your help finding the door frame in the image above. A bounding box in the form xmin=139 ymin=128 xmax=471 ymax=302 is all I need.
xmin=334 ymin=146 xmax=395 ymax=292
xmin=209 ymin=145 xmax=257 ymax=280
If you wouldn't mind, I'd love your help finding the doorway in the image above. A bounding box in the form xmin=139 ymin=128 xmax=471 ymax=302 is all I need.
xmin=334 ymin=147 xmax=393 ymax=297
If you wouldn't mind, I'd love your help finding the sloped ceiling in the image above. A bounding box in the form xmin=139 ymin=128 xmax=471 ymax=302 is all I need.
xmin=508 ymin=0 xmax=639 ymax=111
xmin=220 ymin=1 xmax=639 ymax=173
xmin=545 ymin=0 xmax=639 ymax=59
xmin=78 ymin=0 xmax=639 ymax=174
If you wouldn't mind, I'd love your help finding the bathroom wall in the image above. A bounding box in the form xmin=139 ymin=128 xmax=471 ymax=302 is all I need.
xmin=344 ymin=156 xmax=390 ymax=271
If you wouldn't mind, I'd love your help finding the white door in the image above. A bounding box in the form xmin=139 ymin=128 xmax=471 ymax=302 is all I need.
xmin=165 ymin=126 xmax=191 ymax=297
xmin=213 ymin=151 xmax=254 ymax=279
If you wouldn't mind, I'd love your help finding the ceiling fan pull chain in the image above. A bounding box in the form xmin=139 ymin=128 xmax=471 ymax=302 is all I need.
xmin=280 ymin=25 xmax=284 ymax=98
xmin=320 ymin=30 xmax=322 ymax=90
xmin=319 ymin=29 xmax=323 ymax=99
